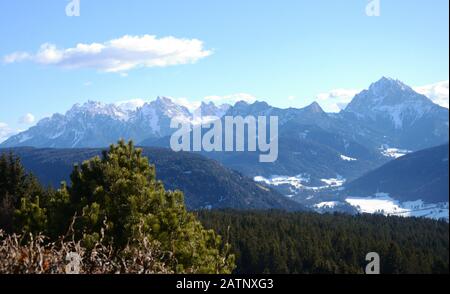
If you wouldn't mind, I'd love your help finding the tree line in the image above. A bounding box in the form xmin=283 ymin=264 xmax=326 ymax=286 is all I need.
xmin=197 ymin=210 xmax=449 ymax=274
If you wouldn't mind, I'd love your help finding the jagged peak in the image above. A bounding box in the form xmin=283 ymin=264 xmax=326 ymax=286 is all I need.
xmin=201 ymin=101 xmax=216 ymax=107
xmin=155 ymin=96 xmax=173 ymax=104
xmin=303 ymin=101 xmax=325 ymax=113
xmin=369 ymin=76 xmax=413 ymax=93
xmin=234 ymin=100 xmax=250 ymax=107
xmin=67 ymin=100 xmax=117 ymax=114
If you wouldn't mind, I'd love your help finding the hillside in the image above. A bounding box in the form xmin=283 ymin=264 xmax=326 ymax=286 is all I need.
xmin=344 ymin=144 xmax=449 ymax=203
xmin=0 ymin=147 xmax=303 ymax=211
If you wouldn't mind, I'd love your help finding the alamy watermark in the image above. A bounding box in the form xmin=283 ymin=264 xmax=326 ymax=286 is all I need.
xmin=65 ymin=1 xmax=379 ymax=18
xmin=366 ymin=0 xmax=381 ymax=17
xmin=365 ymin=252 xmax=380 ymax=274
xmin=65 ymin=252 xmax=81 ymax=274
xmin=66 ymin=0 xmax=80 ymax=17
xmin=170 ymin=114 xmax=279 ymax=163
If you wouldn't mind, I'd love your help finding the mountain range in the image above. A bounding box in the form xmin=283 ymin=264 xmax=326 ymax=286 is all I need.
xmin=1 ymin=77 xmax=448 ymax=216
xmin=3 ymin=77 xmax=448 ymax=153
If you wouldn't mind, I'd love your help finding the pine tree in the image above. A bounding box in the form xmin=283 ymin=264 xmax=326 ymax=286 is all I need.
xmin=14 ymin=196 xmax=47 ymax=233
xmin=0 ymin=152 xmax=47 ymax=233
xmin=58 ymin=140 xmax=235 ymax=273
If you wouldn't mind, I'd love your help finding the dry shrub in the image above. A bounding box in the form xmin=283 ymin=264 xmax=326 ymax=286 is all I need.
xmin=0 ymin=219 xmax=174 ymax=274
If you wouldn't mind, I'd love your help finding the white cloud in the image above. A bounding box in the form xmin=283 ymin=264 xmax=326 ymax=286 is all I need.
xmin=414 ymin=80 xmax=449 ymax=108
xmin=315 ymin=88 xmax=360 ymax=112
xmin=19 ymin=113 xmax=35 ymax=124
xmin=204 ymin=93 xmax=256 ymax=104
xmin=3 ymin=52 xmax=31 ymax=63
xmin=3 ymin=35 xmax=212 ymax=73
xmin=0 ymin=123 xmax=17 ymax=143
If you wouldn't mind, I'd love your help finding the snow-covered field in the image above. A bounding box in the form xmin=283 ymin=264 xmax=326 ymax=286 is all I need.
xmin=340 ymin=155 xmax=357 ymax=161
xmin=320 ymin=177 xmax=345 ymax=188
xmin=254 ymin=174 xmax=345 ymax=192
xmin=379 ymin=145 xmax=411 ymax=159
xmin=345 ymin=193 xmax=449 ymax=221
xmin=255 ymin=176 xmax=449 ymax=222
xmin=254 ymin=174 xmax=309 ymax=189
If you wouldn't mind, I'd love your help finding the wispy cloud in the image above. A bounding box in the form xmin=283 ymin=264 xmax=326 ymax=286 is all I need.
xmin=3 ymin=35 xmax=212 ymax=73
xmin=3 ymin=52 xmax=31 ymax=63
xmin=0 ymin=122 xmax=17 ymax=143
xmin=315 ymin=88 xmax=361 ymax=112
xmin=414 ymin=80 xmax=449 ymax=108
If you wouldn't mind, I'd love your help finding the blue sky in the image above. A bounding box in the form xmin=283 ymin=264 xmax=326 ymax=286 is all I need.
xmin=0 ymin=0 xmax=449 ymax=140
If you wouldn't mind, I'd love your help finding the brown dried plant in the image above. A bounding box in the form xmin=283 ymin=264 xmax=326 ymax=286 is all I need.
xmin=0 ymin=217 xmax=174 ymax=274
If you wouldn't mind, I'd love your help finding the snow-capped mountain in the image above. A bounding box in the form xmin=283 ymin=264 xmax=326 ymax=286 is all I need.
xmin=127 ymin=97 xmax=192 ymax=140
xmin=345 ymin=77 xmax=434 ymax=126
xmin=194 ymin=101 xmax=230 ymax=118
xmin=1 ymin=77 xmax=448 ymax=152
xmin=0 ymin=77 xmax=448 ymax=219
xmin=0 ymin=97 xmax=228 ymax=148
xmin=342 ymin=77 xmax=449 ymax=150
xmin=201 ymin=100 xmax=387 ymax=183
xmin=68 ymin=100 xmax=130 ymax=121
xmin=2 ymin=101 xmax=131 ymax=148
xmin=225 ymin=100 xmax=331 ymax=128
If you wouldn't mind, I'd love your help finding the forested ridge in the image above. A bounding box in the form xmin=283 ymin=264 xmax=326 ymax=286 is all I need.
xmin=0 ymin=147 xmax=302 ymax=211
xmin=197 ymin=210 xmax=449 ymax=274
xmin=0 ymin=142 xmax=448 ymax=274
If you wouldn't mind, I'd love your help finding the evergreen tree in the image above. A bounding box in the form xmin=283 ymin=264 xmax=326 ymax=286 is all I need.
xmin=0 ymin=153 xmax=47 ymax=233
xmin=59 ymin=140 xmax=235 ymax=273
xmin=197 ymin=210 xmax=449 ymax=274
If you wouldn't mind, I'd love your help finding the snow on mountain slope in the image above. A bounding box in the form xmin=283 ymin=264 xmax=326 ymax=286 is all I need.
xmin=314 ymin=201 xmax=340 ymax=209
xmin=345 ymin=77 xmax=434 ymax=128
xmin=254 ymin=174 xmax=346 ymax=198
xmin=1 ymin=77 xmax=448 ymax=181
xmin=342 ymin=77 xmax=449 ymax=150
xmin=0 ymin=97 xmax=229 ymax=148
xmin=194 ymin=101 xmax=230 ymax=118
xmin=67 ymin=100 xmax=130 ymax=121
